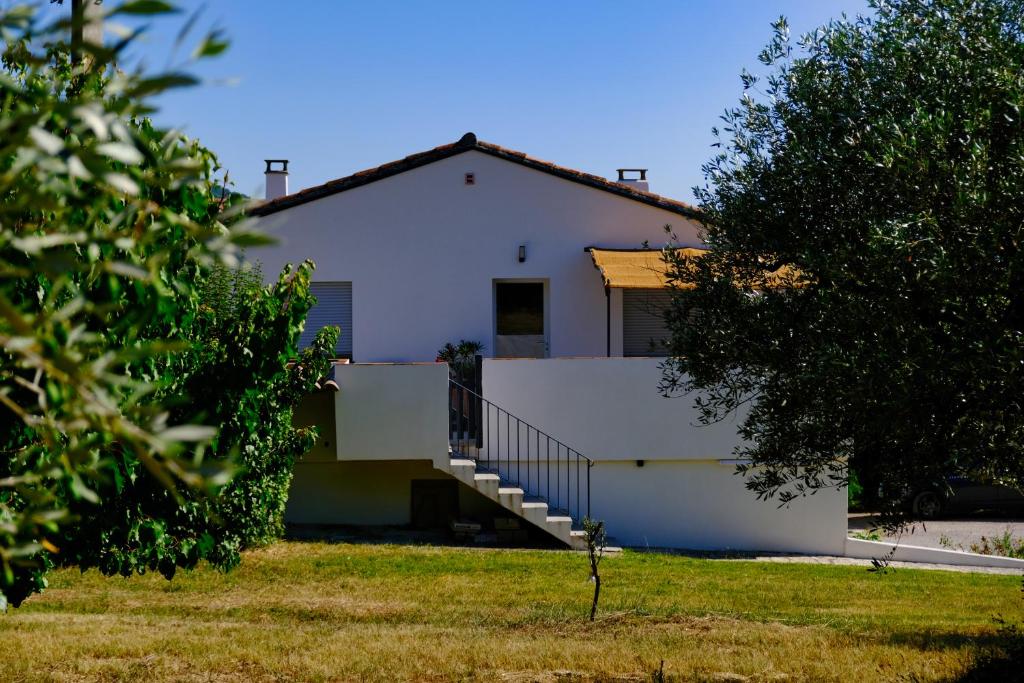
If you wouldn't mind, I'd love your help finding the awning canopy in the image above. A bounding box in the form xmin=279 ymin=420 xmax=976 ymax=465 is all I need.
xmin=586 ymin=247 xmax=805 ymax=290
xmin=587 ymin=247 xmax=706 ymax=289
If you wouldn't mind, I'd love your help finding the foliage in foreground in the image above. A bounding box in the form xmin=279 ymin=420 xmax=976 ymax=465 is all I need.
xmin=0 ymin=2 xmax=333 ymax=607
xmin=54 ymin=263 xmax=338 ymax=581
xmin=662 ymin=0 xmax=1024 ymax=524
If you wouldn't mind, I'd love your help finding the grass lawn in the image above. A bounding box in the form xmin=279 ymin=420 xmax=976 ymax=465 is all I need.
xmin=3 ymin=542 xmax=1022 ymax=682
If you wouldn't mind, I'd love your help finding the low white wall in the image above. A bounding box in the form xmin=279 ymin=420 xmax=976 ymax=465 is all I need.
xmin=845 ymin=538 xmax=1024 ymax=569
xmin=482 ymin=357 xmax=742 ymax=461
xmin=333 ymin=362 xmax=448 ymax=461
xmin=482 ymin=357 xmax=847 ymax=554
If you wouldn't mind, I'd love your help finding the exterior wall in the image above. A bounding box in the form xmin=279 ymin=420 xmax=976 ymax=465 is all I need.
xmin=288 ymin=358 xmax=846 ymax=554
xmin=286 ymin=459 xmax=505 ymax=526
xmin=592 ymin=461 xmax=845 ymax=554
xmin=291 ymin=391 xmax=336 ymax=462
xmin=332 ymin=362 xmax=448 ymax=461
xmin=482 ymin=357 xmax=740 ymax=461
xmin=481 ymin=357 xmax=846 ymax=554
xmin=252 ymin=150 xmax=701 ymax=362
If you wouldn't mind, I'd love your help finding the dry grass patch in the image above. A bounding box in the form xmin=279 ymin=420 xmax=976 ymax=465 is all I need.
xmin=2 ymin=541 xmax=1021 ymax=682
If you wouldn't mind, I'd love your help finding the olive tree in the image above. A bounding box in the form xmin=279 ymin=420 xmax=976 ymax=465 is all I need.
xmin=662 ymin=0 xmax=1024 ymax=525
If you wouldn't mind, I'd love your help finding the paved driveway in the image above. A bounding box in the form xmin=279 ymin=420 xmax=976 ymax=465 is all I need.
xmin=849 ymin=513 xmax=1024 ymax=550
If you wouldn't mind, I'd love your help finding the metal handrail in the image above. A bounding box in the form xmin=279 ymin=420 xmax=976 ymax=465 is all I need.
xmin=448 ymin=378 xmax=592 ymax=523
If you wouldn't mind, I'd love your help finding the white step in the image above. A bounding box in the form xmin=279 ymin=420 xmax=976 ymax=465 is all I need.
xmin=519 ymin=501 xmax=549 ymax=527
xmin=433 ymin=455 xmax=585 ymax=549
xmin=446 ymin=458 xmax=477 ymax=485
xmin=473 ymin=472 xmax=500 ymax=497
xmin=497 ymin=486 xmax=524 ymax=513
xmin=544 ymin=515 xmax=573 ymax=542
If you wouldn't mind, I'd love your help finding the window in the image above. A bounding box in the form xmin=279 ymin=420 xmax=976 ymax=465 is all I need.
xmin=495 ymin=282 xmax=544 ymax=335
xmin=623 ymin=288 xmax=672 ymax=357
xmin=300 ymin=281 xmax=353 ymax=358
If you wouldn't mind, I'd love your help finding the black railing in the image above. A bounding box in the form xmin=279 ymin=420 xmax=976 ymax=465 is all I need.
xmin=448 ymin=378 xmax=592 ymax=523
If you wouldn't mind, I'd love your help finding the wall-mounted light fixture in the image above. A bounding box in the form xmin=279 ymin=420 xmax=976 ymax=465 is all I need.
xmin=518 ymin=244 xmax=527 ymax=263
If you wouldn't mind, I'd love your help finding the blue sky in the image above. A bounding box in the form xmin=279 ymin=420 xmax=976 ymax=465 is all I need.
xmin=122 ymin=1 xmax=870 ymax=202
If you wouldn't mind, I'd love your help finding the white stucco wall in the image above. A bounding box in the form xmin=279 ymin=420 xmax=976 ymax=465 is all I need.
xmin=252 ymin=150 xmax=702 ymax=362
xmin=481 ymin=357 xmax=847 ymax=554
xmin=482 ymin=357 xmax=741 ymax=461
xmin=287 ymin=358 xmax=846 ymax=554
xmin=593 ymin=461 xmax=845 ymax=554
xmin=332 ymin=362 xmax=448 ymax=461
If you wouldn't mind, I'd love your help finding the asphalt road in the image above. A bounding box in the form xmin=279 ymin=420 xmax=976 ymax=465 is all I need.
xmin=849 ymin=513 xmax=1024 ymax=551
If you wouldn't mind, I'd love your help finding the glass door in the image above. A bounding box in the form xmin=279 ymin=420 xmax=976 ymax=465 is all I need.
xmin=494 ymin=281 xmax=547 ymax=358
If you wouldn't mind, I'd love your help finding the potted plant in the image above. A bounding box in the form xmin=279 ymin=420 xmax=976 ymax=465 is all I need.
xmin=436 ymin=339 xmax=484 ymax=386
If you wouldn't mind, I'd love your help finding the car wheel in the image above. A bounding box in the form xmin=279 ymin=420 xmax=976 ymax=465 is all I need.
xmin=912 ymin=491 xmax=943 ymax=519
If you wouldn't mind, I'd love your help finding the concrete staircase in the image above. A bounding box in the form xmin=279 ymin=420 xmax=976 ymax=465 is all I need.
xmin=433 ymin=454 xmax=588 ymax=550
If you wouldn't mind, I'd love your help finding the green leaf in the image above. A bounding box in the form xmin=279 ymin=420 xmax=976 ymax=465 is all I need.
xmin=159 ymin=425 xmax=217 ymax=442
xmin=69 ymin=475 xmax=100 ymax=505
xmin=12 ymin=232 xmax=87 ymax=254
xmin=127 ymin=73 xmax=200 ymax=97
xmin=112 ymin=1 xmax=179 ymax=16
xmin=28 ymin=127 xmax=63 ymax=155
xmin=104 ymin=173 xmax=140 ymax=195
xmin=193 ymin=31 xmax=229 ymax=59
xmin=97 ymin=142 xmax=144 ymax=165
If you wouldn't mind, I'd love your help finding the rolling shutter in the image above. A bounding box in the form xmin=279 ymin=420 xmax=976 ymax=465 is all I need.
xmin=623 ymin=288 xmax=672 ymax=357
xmin=300 ymin=282 xmax=352 ymax=358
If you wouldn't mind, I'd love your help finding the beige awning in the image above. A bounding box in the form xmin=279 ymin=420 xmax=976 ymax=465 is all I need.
xmin=587 ymin=247 xmax=806 ymax=290
xmin=587 ymin=247 xmax=706 ymax=289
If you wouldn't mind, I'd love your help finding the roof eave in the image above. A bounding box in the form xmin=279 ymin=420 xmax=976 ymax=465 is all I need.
xmin=250 ymin=133 xmax=704 ymax=219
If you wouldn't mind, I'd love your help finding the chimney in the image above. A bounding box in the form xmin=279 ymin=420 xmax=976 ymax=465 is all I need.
xmin=264 ymin=159 xmax=289 ymax=200
xmin=615 ymin=168 xmax=649 ymax=193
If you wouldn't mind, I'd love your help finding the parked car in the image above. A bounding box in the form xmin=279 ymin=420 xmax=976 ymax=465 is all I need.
xmin=908 ymin=476 xmax=1024 ymax=519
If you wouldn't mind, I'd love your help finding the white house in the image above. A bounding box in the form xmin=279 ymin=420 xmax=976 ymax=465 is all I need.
xmin=250 ymin=133 xmax=847 ymax=554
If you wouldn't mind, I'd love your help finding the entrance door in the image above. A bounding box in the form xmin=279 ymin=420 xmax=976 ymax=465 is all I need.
xmin=494 ymin=281 xmax=547 ymax=358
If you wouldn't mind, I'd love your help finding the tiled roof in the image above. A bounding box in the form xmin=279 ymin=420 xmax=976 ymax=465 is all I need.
xmin=250 ymin=133 xmax=702 ymax=219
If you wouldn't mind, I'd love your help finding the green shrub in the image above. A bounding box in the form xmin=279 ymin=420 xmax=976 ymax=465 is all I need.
xmin=848 ymin=469 xmax=865 ymax=511
xmin=0 ymin=2 xmax=333 ymax=606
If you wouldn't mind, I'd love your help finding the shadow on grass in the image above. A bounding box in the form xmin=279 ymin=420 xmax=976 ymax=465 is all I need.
xmin=284 ymin=523 xmax=563 ymax=550
xmin=946 ymin=632 xmax=1024 ymax=681
xmin=882 ymin=620 xmax=1024 ymax=683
